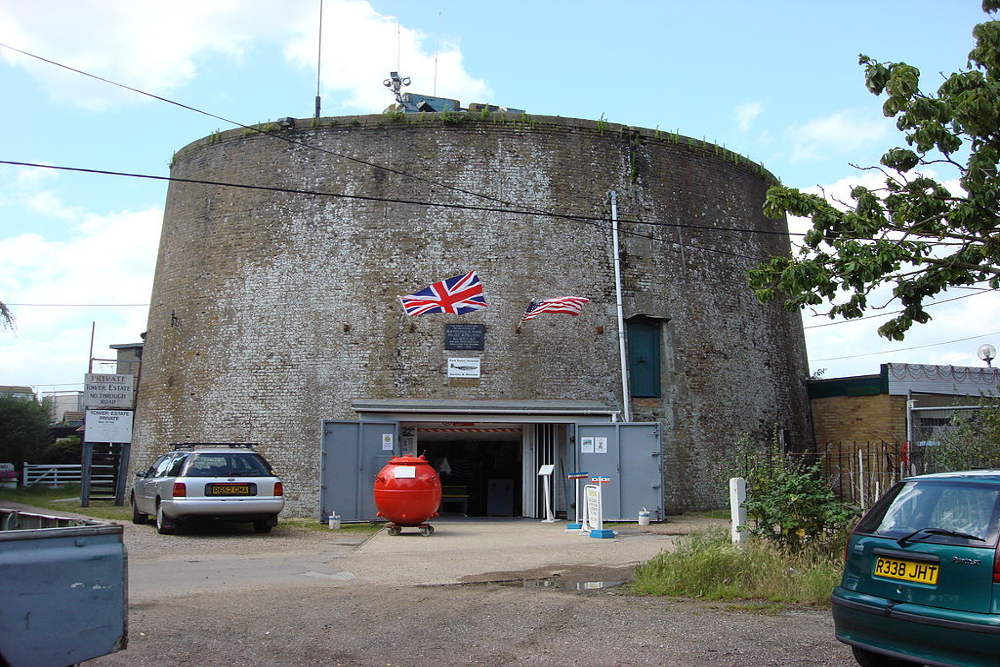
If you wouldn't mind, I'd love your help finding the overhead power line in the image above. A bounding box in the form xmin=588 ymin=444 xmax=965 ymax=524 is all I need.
xmin=812 ymin=330 xmax=1000 ymax=362
xmin=0 ymin=159 xmax=772 ymax=263
xmin=7 ymin=303 xmax=149 ymax=307
xmin=803 ymin=290 xmax=995 ymax=329
xmin=0 ymin=41 xmax=800 ymax=241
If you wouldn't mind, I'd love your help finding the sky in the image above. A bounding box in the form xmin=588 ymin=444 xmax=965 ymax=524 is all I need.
xmin=1 ymin=0 xmax=998 ymax=398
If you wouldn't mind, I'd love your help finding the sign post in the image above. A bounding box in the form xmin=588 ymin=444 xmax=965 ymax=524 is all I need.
xmin=566 ymin=471 xmax=588 ymax=530
xmin=537 ymin=464 xmax=556 ymax=523
xmin=585 ymin=476 xmax=615 ymax=539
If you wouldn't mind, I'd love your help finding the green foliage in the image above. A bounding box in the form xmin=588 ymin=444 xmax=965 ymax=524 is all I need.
xmin=629 ymin=528 xmax=842 ymax=606
xmin=383 ymin=108 xmax=405 ymax=122
xmin=0 ymin=396 xmax=53 ymax=470
xmin=724 ymin=433 xmax=858 ymax=554
xmin=0 ymin=300 xmax=13 ymax=330
xmin=596 ymin=113 xmax=608 ymax=134
xmin=750 ymin=4 xmax=1000 ymax=340
xmin=39 ymin=436 xmax=81 ymax=465
xmin=926 ymin=399 xmax=1000 ymax=471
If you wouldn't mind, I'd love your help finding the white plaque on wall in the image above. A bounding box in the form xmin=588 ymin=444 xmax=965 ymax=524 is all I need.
xmin=447 ymin=357 xmax=481 ymax=378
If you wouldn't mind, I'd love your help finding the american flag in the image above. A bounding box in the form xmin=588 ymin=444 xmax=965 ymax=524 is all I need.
xmin=520 ymin=296 xmax=590 ymax=321
xmin=398 ymin=271 xmax=487 ymax=316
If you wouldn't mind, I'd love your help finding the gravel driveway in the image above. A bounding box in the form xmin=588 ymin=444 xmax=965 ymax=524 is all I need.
xmin=4 ymin=503 xmax=853 ymax=665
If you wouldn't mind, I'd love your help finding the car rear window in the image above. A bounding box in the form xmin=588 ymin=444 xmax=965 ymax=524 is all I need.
xmin=183 ymin=453 xmax=273 ymax=478
xmin=856 ymin=480 xmax=1000 ymax=547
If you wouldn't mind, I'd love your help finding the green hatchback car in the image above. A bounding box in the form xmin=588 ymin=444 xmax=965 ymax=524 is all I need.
xmin=833 ymin=470 xmax=1000 ymax=666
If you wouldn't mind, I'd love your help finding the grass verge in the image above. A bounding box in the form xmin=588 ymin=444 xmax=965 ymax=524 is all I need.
xmin=0 ymin=484 xmax=131 ymax=522
xmin=628 ymin=527 xmax=842 ymax=607
xmin=0 ymin=485 xmax=382 ymax=535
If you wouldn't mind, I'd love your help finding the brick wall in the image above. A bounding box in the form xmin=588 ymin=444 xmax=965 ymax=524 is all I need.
xmin=811 ymin=394 xmax=908 ymax=445
xmin=132 ymin=113 xmax=811 ymax=516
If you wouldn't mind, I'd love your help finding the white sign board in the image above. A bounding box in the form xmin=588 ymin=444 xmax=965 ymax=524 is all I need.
xmin=382 ymin=433 xmax=394 ymax=451
xmin=85 ymin=409 xmax=134 ymax=443
xmin=580 ymin=436 xmax=594 ymax=453
xmin=447 ymin=357 xmax=481 ymax=378
xmin=393 ymin=466 xmax=416 ymax=479
xmin=594 ymin=436 xmax=608 ymax=454
xmin=584 ymin=484 xmax=603 ymax=531
xmin=537 ymin=464 xmax=555 ymax=476
xmin=84 ymin=373 xmax=135 ymax=409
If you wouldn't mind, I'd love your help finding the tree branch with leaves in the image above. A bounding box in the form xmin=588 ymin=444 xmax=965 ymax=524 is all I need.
xmin=750 ymin=1 xmax=1000 ymax=340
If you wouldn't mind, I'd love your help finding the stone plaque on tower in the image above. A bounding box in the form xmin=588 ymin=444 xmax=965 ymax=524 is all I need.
xmin=444 ymin=324 xmax=485 ymax=350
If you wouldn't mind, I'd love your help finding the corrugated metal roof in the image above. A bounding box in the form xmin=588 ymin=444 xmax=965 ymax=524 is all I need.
xmin=885 ymin=363 xmax=1000 ymax=397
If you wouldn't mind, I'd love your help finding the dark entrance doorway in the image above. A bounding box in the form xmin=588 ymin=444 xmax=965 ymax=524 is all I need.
xmin=421 ymin=439 xmax=522 ymax=517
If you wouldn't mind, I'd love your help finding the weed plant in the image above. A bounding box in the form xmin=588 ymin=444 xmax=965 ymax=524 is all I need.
xmin=629 ymin=528 xmax=843 ymax=607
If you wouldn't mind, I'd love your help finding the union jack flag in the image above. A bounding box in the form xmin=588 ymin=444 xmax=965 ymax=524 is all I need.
xmin=521 ymin=296 xmax=590 ymax=321
xmin=398 ymin=271 xmax=487 ymax=316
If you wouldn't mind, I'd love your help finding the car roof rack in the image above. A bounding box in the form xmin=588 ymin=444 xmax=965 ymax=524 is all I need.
xmin=169 ymin=442 xmax=259 ymax=450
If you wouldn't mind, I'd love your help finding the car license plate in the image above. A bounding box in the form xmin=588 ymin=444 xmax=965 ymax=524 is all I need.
xmin=207 ymin=483 xmax=253 ymax=496
xmin=873 ymin=556 xmax=939 ymax=585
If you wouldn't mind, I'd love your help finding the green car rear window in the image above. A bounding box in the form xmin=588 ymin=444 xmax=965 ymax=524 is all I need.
xmin=183 ymin=453 xmax=273 ymax=478
xmin=856 ymin=480 xmax=1000 ymax=547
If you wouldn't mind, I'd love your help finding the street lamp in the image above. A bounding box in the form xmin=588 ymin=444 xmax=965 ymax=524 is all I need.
xmin=978 ymin=343 xmax=997 ymax=368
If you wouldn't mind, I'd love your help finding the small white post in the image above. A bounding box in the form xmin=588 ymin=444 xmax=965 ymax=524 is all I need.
xmin=566 ymin=472 xmax=588 ymax=530
xmin=729 ymin=477 xmax=747 ymax=546
xmin=542 ymin=475 xmax=555 ymax=522
xmin=573 ymin=478 xmax=580 ymax=524
xmin=858 ymin=448 xmax=866 ymax=509
xmin=538 ymin=464 xmax=556 ymax=523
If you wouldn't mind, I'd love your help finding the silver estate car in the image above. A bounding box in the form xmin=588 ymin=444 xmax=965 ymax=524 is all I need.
xmin=130 ymin=443 xmax=284 ymax=534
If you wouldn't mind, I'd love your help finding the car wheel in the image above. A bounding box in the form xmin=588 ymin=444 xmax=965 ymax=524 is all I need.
xmin=130 ymin=494 xmax=148 ymax=524
xmin=253 ymin=519 xmax=273 ymax=534
xmin=155 ymin=501 xmax=176 ymax=535
xmin=851 ymin=646 xmax=913 ymax=666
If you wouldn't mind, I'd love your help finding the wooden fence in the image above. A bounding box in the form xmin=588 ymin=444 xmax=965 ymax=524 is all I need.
xmin=818 ymin=441 xmax=950 ymax=509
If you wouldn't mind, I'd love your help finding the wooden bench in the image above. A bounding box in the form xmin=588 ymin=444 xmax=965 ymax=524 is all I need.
xmin=440 ymin=485 xmax=470 ymax=515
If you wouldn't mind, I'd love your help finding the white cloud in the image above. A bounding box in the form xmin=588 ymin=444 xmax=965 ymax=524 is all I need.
xmin=735 ymin=102 xmax=763 ymax=133
xmin=788 ymin=109 xmax=889 ymax=162
xmin=0 ymin=178 xmax=161 ymax=386
xmin=0 ymin=0 xmax=489 ymax=113
xmin=283 ymin=1 xmax=490 ymax=111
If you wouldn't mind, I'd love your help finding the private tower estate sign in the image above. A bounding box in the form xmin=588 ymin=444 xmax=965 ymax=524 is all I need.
xmin=84 ymin=373 xmax=135 ymax=409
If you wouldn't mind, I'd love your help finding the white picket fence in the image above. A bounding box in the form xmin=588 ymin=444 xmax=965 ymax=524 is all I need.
xmin=21 ymin=463 xmax=114 ymax=487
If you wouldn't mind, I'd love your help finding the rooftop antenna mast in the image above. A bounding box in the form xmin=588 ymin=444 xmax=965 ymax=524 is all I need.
xmin=314 ymin=0 xmax=323 ymax=118
xmin=433 ymin=11 xmax=441 ymax=96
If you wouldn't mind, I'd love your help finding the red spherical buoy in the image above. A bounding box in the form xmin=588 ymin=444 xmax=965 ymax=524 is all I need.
xmin=373 ymin=455 xmax=441 ymax=533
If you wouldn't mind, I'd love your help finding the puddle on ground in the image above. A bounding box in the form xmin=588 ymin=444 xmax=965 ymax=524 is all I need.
xmin=450 ymin=564 xmax=633 ymax=594
xmin=509 ymin=576 xmax=628 ymax=592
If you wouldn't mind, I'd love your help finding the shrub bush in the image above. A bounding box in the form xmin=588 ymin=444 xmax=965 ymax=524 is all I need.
xmin=724 ymin=433 xmax=858 ymax=555
xmin=926 ymin=400 xmax=1000 ymax=471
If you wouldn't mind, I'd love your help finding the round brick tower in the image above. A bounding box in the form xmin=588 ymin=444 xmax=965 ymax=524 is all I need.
xmin=133 ymin=113 xmax=811 ymax=516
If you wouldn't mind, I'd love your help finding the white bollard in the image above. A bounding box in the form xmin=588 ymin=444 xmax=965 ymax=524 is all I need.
xmin=729 ymin=477 xmax=747 ymax=546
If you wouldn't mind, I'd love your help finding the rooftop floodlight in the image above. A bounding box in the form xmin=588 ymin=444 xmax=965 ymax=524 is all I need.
xmin=382 ymin=71 xmax=411 ymax=104
xmin=978 ymin=343 xmax=996 ymax=368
